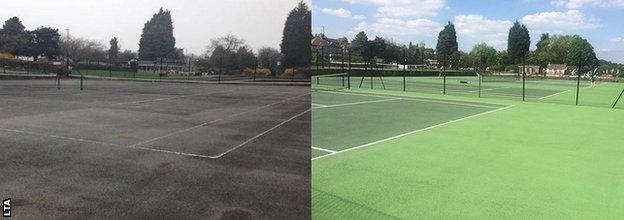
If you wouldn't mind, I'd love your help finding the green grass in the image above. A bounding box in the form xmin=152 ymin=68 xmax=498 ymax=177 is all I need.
xmin=312 ymin=87 xmax=624 ymax=219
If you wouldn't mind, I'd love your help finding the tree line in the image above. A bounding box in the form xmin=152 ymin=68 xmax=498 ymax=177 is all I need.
xmin=0 ymin=1 xmax=311 ymax=75
xmin=324 ymin=21 xmax=621 ymax=75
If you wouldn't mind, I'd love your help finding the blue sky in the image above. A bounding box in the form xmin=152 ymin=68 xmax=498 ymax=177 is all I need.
xmin=312 ymin=0 xmax=624 ymax=63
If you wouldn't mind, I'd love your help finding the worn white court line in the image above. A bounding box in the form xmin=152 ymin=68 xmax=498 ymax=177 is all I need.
xmin=111 ymin=89 xmax=235 ymax=106
xmin=312 ymin=146 xmax=337 ymax=153
xmin=312 ymin=98 xmax=401 ymax=109
xmin=210 ymin=108 xmax=311 ymax=158
xmin=0 ymin=127 xmax=211 ymax=158
xmin=126 ymin=92 xmax=310 ymax=149
xmin=312 ymin=104 xmax=515 ymax=161
xmin=539 ymin=90 xmax=570 ymax=100
xmin=319 ymin=90 xmax=500 ymax=109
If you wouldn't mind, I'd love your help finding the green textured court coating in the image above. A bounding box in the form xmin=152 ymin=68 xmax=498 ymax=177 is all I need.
xmin=312 ymin=85 xmax=624 ymax=219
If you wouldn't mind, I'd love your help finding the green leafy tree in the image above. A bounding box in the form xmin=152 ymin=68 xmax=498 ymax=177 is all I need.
xmin=350 ymin=31 xmax=369 ymax=59
xmin=27 ymin=27 xmax=61 ymax=60
xmin=435 ymin=22 xmax=458 ymax=66
xmin=565 ymin=35 xmax=598 ymax=73
xmin=236 ymin=46 xmax=255 ymax=70
xmin=368 ymin=37 xmax=386 ymax=66
xmin=470 ymin=43 xmax=497 ymax=71
xmin=138 ymin=8 xmax=176 ymax=60
xmin=108 ymin=37 xmax=120 ymax=64
xmin=507 ymin=21 xmax=530 ymax=64
xmin=120 ymin=50 xmax=137 ymax=62
xmin=0 ymin=17 xmax=28 ymax=56
xmin=280 ymin=1 xmax=311 ymax=68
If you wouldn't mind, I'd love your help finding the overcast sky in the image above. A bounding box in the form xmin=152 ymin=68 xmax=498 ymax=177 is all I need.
xmin=314 ymin=0 xmax=624 ymax=63
xmin=0 ymin=0 xmax=310 ymax=55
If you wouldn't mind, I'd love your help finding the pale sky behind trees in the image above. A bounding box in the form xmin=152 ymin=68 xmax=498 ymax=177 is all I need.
xmin=0 ymin=0 xmax=311 ymax=55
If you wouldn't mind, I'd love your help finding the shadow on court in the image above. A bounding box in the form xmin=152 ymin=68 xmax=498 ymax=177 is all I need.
xmin=0 ymin=78 xmax=310 ymax=219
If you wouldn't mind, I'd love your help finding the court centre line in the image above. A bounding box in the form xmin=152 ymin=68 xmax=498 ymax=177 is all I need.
xmin=312 ymin=104 xmax=515 ymax=161
xmin=312 ymin=98 xmax=401 ymax=109
xmin=312 ymin=146 xmax=337 ymax=153
xmin=210 ymin=108 xmax=311 ymax=158
xmin=126 ymin=92 xmax=310 ymax=149
xmin=319 ymin=90 xmax=500 ymax=109
xmin=539 ymin=90 xmax=570 ymax=100
xmin=0 ymin=127 xmax=211 ymax=158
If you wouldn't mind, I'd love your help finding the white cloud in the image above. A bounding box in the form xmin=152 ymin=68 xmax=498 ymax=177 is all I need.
xmin=612 ymin=37 xmax=624 ymax=43
xmin=344 ymin=0 xmax=445 ymax=17
xmin=522 ymin=10 xmax=599 ymax=31
xmin=453 ymin=14 xmax=513 ymax=49
xmin=320 ymin=7 xmax=366 ymax=20
xmin=550 ymin=0 xmax=624 ymax=9
xmin=347 ymin=17 xmax=442 ymax=37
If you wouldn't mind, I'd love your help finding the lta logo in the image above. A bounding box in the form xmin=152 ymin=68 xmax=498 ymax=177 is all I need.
xmin=2 ymin=198 xmax=9 ymax=217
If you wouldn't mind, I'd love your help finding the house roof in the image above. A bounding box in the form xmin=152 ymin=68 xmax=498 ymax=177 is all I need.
xmin=311 ymin=34 xmax=341 ymax=48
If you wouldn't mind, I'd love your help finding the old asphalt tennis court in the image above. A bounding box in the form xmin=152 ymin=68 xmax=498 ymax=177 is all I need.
xmin=0 ymin=77 xmax=310 ymax=219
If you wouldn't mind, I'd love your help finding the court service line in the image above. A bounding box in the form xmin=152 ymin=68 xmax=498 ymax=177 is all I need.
xmin=312 ymin=104 xmax=515 ymax=161
xmin=210 ymin=108 xmax=311 ymax=158
xmin=127 ymin=92 xmax=310 ymax=149
xmin=111 ymin=89 xmax=236 ymax=106
xmin=312 ymin=98 xmax=401 ymax=109
xmin=539 ymin=90 xmax=570 ymax=100
xmin=312 ymin=146 xmax=337 ymax=153
xmin=0 ymin=127 xmax=211 ymax=158
xmin=319 ymin=90 xmax=500 ymax=109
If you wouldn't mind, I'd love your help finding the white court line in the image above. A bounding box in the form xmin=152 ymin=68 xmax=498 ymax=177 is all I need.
xmin=539 ymin=90 xmax=570 ymax=100
xmin=312 ymin=146 xmax=337 ymax=153
xmin=111 ymin=89 xmax=235 ymax=106
xmin=319 ymin=90 xmax=500 ymax=109
xmin=468 ymin=87 xmax=511 ymax=93
xmin=312 ymin=103 xmax=328 ymax=108
xmin=312 ymin=98 xmax=401 ymax=109
xmin=210 ymin=108 xmax=311 ymax=158
xmin=312 ymin=104 xmax=515 ymax=161
xmin=0 ymin=127 xmax=211 ymax=158
xmin=126 ymin=92 xmax=310 ymax=149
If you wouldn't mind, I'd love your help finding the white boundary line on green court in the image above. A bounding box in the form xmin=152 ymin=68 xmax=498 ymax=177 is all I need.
xmin=539 ymin=90 xmax=570 ymax=100
xmin=312 ymin=98 xmax=401 ymax=109
xmin=318 ymin=90 xmax=501 ymax=109
xmin=312 ymin=104 xmax=515 ymax=161
xmin=312 ymin=146 xmax=337 ymax=153
xmin=312 ymin=103 xmax=328 ymax=108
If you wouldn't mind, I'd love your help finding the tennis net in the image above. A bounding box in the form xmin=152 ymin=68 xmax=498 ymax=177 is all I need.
xmin=313 ymin=73 xmax=349 ymax=91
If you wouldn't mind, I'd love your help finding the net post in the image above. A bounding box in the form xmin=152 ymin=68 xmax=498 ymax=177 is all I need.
xmin=80 ymin=70 xmax=84 ymax=91
xmin=478 ymin=73 xmax=482 ymax=98
xmin=612 ymin=88 xmax=624 ymax=108
xmin=347 ymin=72 xmax=351 ymax=90
xmin=576 ymin=70 xmax=581 ymax=106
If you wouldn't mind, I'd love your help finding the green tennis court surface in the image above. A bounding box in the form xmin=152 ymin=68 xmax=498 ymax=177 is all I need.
xmin=312 ymin=88 xmax=624 ymax=219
